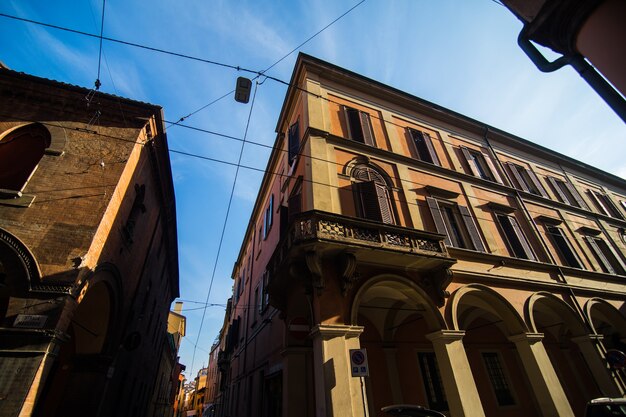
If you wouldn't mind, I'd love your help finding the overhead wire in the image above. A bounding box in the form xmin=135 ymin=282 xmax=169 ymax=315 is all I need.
xmin=187 ymin=80 xmax=262 ymax=378
xmin=167 ymin=0 xmax=366 ymax=126
xmin=95 ymin=0 xmax=106 ymax=90
xmin=2 ymin=111 xmax=622 ymax=232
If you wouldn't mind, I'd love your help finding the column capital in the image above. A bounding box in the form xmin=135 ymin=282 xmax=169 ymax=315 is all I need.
xmin=571 ymin=333 xmax=604 ymax=344
xmin=310 ymin=324 xmax=364 ymax=340
xmin=508 ymin=332 xmax=544 ymax=344
xmin=426 ymin=329 xmax=466 ymax=343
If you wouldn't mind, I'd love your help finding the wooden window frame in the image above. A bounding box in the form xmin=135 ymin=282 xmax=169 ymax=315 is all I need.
xmin=427 ymin=197 xmax=485 ymax=251
xmin=343 ymin=106 xmax=375 ymax=146
xmin=407 ymin=128 xmax=440 ymax=165
xmin=505 ymin=162 xmax=548 ymax=197
xmin=588 ymin=190 xmax=624 ymax=219
xmin=481 ymin=351 xmax=516 ymax=407
xmin=351 ymin=165 xmax=396 ymax=225
xmin=545 ymin=225 xmax=583 ymax=268
xmin=287 ymin=120 xmax=300 ymax=166
xmin=417 ymin=351 xmax=448 ymax=412
xmin=546 ymin=177 xmax=587 ymax=208
xmin=460 ymin=146 xmax=502 ymax=183
xmin=584 ymin=235 xmax=626 ymax=275
xmin=494 ymin=212 xmax=536 ymax=261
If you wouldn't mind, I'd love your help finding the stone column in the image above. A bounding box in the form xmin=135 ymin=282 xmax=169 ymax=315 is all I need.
xmin=509 ymin=333 xmax=574 ymax=417
xmin=310 ymin=324 xmax=365 ymax=417
xmin=282 ymin=347 xmax=313 ymax=417
xmin=572 ymin=334 xmax=624 ymax=397
xmin=426 ymin=330 xmax=486 ymax=417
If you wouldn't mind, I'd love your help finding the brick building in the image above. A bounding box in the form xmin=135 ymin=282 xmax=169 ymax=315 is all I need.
xmin=214 ymin=53 xmax=626 ymax=417
xmin=0 ymin=67 xmax=179 ymax=416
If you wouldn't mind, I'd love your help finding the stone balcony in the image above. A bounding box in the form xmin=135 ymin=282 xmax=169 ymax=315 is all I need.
xmin=268 ymin=210 xmax=456 ymax=307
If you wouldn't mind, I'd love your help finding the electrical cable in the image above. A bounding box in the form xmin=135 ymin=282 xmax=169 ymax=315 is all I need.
xmin=167 ymin=0 xmax=366 ymax=125
xmin=2 ymin=111 xmax=622 ymax=231
xmin=95 ymin=0 xmax=106 ymax=90
xmin=187 ymin=80 xmax=262 ymax=378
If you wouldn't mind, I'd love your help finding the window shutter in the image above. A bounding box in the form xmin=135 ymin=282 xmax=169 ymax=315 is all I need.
xmin=483 ymin=154 xmax=503 ymax=183
xmin=506 ymin=163 xmax=529 ymax=192
xmin=602 ymin=194 xmax=623 ymax=219
xmin=375 ymin=183 xmax=394 ymax=224
xmin=602 ymin=239 xmax=626 ymax=274
xmin=509 ymin=216 xmax=537 ymax=261
xmin=458 ymin=205 xmax=486 ymax=252
xmin=422 ymin=132 xmax=441 ymax=166
xmin=526 ymin=169 xmax=549 ymax=198
xmin=356 ymin=181 xmax=383 ymax=222
xmin=621 ymin=200 xmax=626 ymax=214
xmin=426 ymin=197 xmax=451 ymax=246
xmin=461 ymin=146 xmax=480 ymax=177
xmin=584 ymin=236 xmax=616 ymax=274
xmin=588 ymin=190 xmax=606 ymax=214
xmin=547 ymin=177 xmax=569 ymax=203
xmin=288 ymin=121 xmax=300 ymax=165
xmin=344 ymin=106 xmax=364 ymax=143
xmin=565 ymin=182 xmax=587 ymax=209
xmin=359 ymin=112 xmax=375 ymax=146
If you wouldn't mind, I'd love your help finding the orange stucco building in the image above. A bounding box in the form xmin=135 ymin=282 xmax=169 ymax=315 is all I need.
xmin=214 ymin=53 xmax=626 ymax=417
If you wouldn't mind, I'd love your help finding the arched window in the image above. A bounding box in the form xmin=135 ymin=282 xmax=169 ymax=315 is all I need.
xmin=0 ymin=123 xmax=51 ymax=193
xmin=351 ymin=164 xmax=396 ymax=224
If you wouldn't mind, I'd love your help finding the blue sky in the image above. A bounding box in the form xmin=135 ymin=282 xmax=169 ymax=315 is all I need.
xmin=2 ymin=0 xmax=625 ymax=378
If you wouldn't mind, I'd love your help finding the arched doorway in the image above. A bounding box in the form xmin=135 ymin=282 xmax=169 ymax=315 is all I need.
xmin=527 ymin=292 xmax=601 ymax=415
xmin=36 ymin=271 xmax=120 ymax=417
xmin=352 ymin=275 xmax=446 ymax=416
xmin=586 ymin=298 xmax=626 ymax=353
xmin=585 ymin=298 xmax=626 ymax=393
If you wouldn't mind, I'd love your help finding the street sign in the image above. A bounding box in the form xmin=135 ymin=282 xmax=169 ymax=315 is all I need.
xmin=349 ymin=348 xmax=369 ymax=377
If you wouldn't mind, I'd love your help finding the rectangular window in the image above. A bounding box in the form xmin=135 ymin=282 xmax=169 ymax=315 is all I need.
xmin=584 ymin=236 xmax=626 ymax=275
xmin=546 ymin=177 xmax=586 ymax=208
xmin=588 ymin=190 xmax=624 ymax=219
xmin=482 ymin=352 xmax=515 ymax=406
xmin=495 ymin=213 xmax=536 ymax=260
xmin=343 ymin=106 xmax=375 ymax=146
xmin=287 ymin=121 xmax=300 ymax=166
xmin=427 ymin=197 xmax=485 ymax=251
xmin=408 ymin=128 xmax=440 ymax=165
xmin=260 ymin=270 xmax=270 ymax=313
xmin=460 ymin=147 xmax=502 ymax=183
xmin=505 ymin=162 xmax=548 ymax=197
xmin=545 ymin=225 xmax=582 ymax=268
xmin=417 ymin=352 xmax=448 ymax=412
xmin=263 ymin=194 xmax=274 ymax=240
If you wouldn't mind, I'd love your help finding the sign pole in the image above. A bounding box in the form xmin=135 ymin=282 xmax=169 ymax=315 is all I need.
xmin=360 ymin=376 xmax=369 ymax=417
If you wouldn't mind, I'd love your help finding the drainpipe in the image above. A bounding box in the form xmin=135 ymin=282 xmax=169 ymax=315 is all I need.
xmin=517 ymin=27 xmax=626 ymax=124
xmin=484 ymin=128 xmax=625 ymax=393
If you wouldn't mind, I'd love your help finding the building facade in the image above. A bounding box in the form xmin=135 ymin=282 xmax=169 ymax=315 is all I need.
xmin=215 ymin=53 xmax=626 ymax=417
xmin=0 ymin=67 xmax=179 ymax=417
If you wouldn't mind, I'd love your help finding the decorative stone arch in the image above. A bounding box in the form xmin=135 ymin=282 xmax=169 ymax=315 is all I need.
xmin=585 ymin=298 xmax=626 ymax=350
xmin=343 ymin=156 xmax=398 ymax=225
xmin=525 ymin=291 xmax=588 ymax=337
xmin=0 ymin=228 xmax=43 ymax=322
xmin=350 ymin=273 xmax=447 ymax=333
xmin=448 ymin=283 xmax=528 ymax=335
xmin=343 ymin=155 xmax=395 ymax=187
